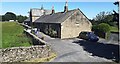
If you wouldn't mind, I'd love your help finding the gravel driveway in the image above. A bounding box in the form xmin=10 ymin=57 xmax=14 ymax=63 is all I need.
xmin=36 ymin=32 xmax=119 ymax=62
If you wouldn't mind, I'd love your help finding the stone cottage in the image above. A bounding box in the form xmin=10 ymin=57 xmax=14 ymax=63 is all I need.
xmin=33 ymin=1 xmax=92 ymax=39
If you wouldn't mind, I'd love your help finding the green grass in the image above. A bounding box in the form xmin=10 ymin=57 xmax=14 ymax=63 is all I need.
xmin=110 ymin=26 xmax=119 ymax=32
xmin=1 ymin=22 xmax=32 ymax=48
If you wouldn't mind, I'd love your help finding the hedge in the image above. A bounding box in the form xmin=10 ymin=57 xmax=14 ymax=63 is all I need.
xmin=92 ymin=23 xmax=111 ymax=39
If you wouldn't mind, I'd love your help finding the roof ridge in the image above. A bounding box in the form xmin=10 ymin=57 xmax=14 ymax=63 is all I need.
xmin=54 ymin=8 xmax=78 ymax=14
xmin=30 ymin=8 xmax=51 ymax=11
xmin=57 ymin=9 xmax=78 ymax=23
xmin=34 ymin=8 xmax=79 ymax=23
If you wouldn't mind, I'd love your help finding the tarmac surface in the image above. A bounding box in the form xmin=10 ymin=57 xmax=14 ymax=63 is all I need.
xmin=36 ymin=32 xmax=119 ymax=62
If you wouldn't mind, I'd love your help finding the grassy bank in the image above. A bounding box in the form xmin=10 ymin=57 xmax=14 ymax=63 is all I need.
xmin=2 ymin=22 xmax=32 ymax=48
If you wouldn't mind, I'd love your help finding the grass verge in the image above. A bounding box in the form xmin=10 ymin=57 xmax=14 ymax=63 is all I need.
xmin=110 ymin=26 xmax=119 ymax=32
xmin=2 ymin=22 xmax=32 ymax=48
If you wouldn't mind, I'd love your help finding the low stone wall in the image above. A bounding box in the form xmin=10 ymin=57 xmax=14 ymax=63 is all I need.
xmin=0 ymin=45 xmax=52 ymax=62
xmin=24 ymin=29 xmax=47 ymax=45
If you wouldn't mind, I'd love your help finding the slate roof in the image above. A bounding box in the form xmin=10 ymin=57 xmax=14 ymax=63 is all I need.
xmin=24 ymin=17 xmax=30 ymax=22
xmin=34 ymin=9 xmax=78 ymax=23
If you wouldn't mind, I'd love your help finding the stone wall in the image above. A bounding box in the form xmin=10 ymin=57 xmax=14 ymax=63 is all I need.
xmin=24 ymin=29 xmax=46 ymax=45
xmin=0 ymin=45 xmax=52 ymax=62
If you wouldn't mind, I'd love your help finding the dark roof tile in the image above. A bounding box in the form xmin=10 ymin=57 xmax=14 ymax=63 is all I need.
xmin=34 ymin=9 xmax=78 ymax=23
xmin=24 ymin=17 xmax=30 ymax=22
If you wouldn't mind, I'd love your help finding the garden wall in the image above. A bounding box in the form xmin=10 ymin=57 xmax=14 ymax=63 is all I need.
xmin=0 ymin=45 xmax=52 ymax=62
xmin=24 ymin=29 xmax=46 ymax=45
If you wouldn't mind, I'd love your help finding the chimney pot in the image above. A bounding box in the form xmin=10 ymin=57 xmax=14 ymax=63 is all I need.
xmin=64 ymin=0 xmax=68 ymax=12
xmin=51 ymin=6 xmax=55 ymax=14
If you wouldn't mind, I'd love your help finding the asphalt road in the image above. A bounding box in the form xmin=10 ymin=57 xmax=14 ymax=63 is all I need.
xmin=109 ymin=33 xmax=119 ymax=41
xmin=36 ymin=32 xmax=119 ymax=62
xmin=98 ymin=33 xmax=119 ymax=45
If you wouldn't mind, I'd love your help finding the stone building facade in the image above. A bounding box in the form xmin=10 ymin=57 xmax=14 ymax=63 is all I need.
xmin=61 ymin=9 xmax=92 ymax=38
xmin=25 ymin=2 xmax=92 ymax=39
xmin=30 ymin=8 xmax=52 ymax=23
xmin=34 ymin=8 xmax=92 ymax=39
xmin=24 ymin=6 xmax=52 ymax=26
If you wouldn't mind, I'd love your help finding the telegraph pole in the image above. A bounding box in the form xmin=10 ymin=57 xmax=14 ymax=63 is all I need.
xmin=113 ymin=1 xmax=119 ymax=28
xmin=113 ymin=1 xmax=119 ymax=13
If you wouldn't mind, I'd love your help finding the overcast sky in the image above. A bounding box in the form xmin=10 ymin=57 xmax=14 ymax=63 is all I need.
xmin=0 ymin=2 xmax=118 ymax=19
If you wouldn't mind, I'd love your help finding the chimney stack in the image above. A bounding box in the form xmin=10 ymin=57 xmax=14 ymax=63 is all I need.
xmin=51 ymin=6 xmax=55 ymax=14
xmin=41 ymin=5 xmax=44 ymax=10
xmin=64 ymin=0 xmax=68 ymax=12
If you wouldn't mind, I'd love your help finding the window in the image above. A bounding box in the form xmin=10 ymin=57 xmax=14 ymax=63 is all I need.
xmin=75 ymin=22 xmax=79 ymax=27
xmin=76 ymin=12 xmax=81 ymax=21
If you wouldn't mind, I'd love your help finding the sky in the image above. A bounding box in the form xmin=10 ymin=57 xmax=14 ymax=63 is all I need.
xmin=1 ymin=0 xmax=117 ymax=2
xmin=0 ymin=2 xmax=118 ymax=19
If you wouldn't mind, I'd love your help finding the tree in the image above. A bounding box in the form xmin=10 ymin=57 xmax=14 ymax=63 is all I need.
xmin=17 ymin=15 xmax=27 ymax=23
xmin=94 ymin=11 xmax=106 ymax=22
xmin=92 ymin=11 xmax=117 ymax=26
xmin=0 ymin=15 xmax=2 ymax=21
xmin=2 ymin=15 xmax=5 ymax=21
xmin=93 ymin=11 xmax=112 ymax=22
xmin=4 ymin=12 xmax=16 ymax=21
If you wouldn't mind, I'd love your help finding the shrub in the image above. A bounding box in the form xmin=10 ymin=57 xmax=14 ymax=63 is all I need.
xmin=97 ymin=23 xmax=111 ymax=33
xmin=92 ymin=23 xmax=111 ymax=39
xmin=49 ymin=29 xmax=57 ymax=37
xmin=92 ymin=25 xmax=98 ymax=31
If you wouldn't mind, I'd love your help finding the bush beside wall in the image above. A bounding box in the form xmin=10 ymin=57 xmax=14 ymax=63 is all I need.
xmin=92 ymin=23 xmax=111 ymax=39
